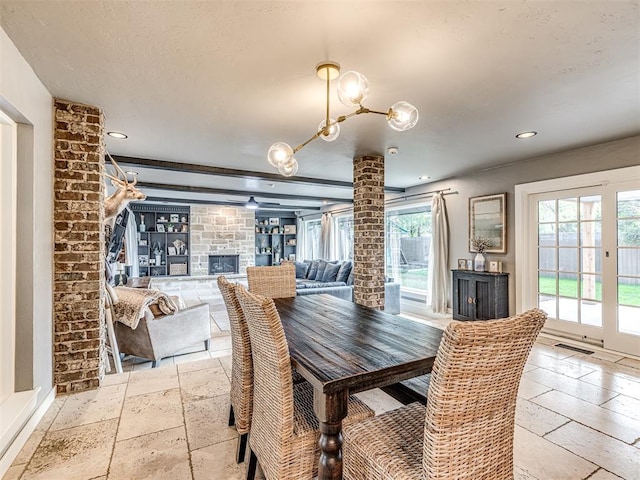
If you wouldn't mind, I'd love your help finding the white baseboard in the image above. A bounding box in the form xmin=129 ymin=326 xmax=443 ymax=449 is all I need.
xmin=0 ymin=387 xmax=54 ymax=477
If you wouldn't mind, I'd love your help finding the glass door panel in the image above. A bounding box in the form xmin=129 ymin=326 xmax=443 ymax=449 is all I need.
xmin=536 ymin=193 xmax=602 ymax=328
xmin=616 ymin=190 xmax=640 ymax=337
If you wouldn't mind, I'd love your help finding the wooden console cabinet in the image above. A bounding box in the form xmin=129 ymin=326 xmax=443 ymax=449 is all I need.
xmin=452 ymin=270 xmax=509 ymax=321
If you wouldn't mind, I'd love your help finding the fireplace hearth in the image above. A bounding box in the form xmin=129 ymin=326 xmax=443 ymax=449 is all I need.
xmin=209 ymin=254 xmax=239 ymax=275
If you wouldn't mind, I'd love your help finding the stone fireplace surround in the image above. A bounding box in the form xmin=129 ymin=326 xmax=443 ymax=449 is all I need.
xmin=189 ymin=205 xmax=255 ymax=276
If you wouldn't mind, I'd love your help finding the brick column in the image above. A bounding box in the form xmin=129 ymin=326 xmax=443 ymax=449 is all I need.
xmin=53 ymin=99 xmax=105 ymax=394
xmin=353 ymin=155 xmax=385 ymax=310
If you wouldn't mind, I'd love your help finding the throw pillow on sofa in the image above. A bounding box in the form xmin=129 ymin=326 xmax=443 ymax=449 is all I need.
xmin=294 ymin=261 xmax=310 ymax=279
xmin=314 ymin=260 xmax=328 ymax=281
xmin=336 ymin=261 xmax=352 ymax=283
xmin=307 ymin=260 xmax=320 ymax=279
xmin=322 ymin=262 xmax=341 ymax=282
xmin=346 ymin=268 xmax=354 ymax=286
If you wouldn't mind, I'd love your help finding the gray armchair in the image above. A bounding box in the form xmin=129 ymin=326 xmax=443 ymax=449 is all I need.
xmin=106 ymin=285 xmax=211 ymax=368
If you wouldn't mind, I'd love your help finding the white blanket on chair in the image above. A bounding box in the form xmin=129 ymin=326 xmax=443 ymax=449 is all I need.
xmin=113 ymin=287 xmax=178 ymax=329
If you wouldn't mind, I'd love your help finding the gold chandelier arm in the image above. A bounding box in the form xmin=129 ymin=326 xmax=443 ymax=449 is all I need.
xmin=292 ymin=106 xmax=392 ymax=155
xmin=325 ymin=68 xmax=331 ymax=127
xmin=293 ymin=130 xmax=323 ymax=153
xmin=365 ymin=107 xmax=392 ymax=118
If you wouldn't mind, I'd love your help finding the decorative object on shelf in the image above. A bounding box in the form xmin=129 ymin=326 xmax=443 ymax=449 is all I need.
xmin=181 ymin=224 xmax=188 ymax=232
xmin=489 ymin=260 xmax=503 ymax=273
xmin=284 ymin=224 xmax=296 ymax=234
xmin=169 ymin=263 xmax=188 ymax=275
xmin=158 ymin=216 xmax=167 ymax=222
xmin=469 ymin=192 xmax=507 ymax=254
xmin=167 ymin=224 xmax=174 ymax=232
xmin=168 ymin=246 xmax=177 ymax=255
xmin=181 ymin=215 xmax=187 ymax=223
xmin=466 ymin=259 xmax=474 ymax=270
xmin=156 ymin=223 xmax=165 ymax=232
xmin=139 ymin=214 xmax=146 ymax=232
xmin=287 ymin=238 xmax=296 ymax=246
xmin=470 ymin=237 xmax=491 ymax=272
xmin=139 ymin=239 xmax=148 ymax=247
xmin=288 ymin=254 xmax=296 ymax=261
xmin=267 ymin=61 xmax=419 ymax=177
xmin=139 ymin=255 xmax=149 ymax=266
xmin=172 ymin=238 xmax=186 ymax=255
xmin=457 ymin=259 xmax=468 ymax=270
xmin=170 ymin=214 xmax=179 ymax=223
xmin=269 ymin=217 xmax=279 ymax=225
xmin=152 ymin=241 xmax=163 ymax=267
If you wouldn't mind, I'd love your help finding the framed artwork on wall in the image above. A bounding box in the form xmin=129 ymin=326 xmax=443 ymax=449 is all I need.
xmin=469 ymin=192 xmax=507 ymax=254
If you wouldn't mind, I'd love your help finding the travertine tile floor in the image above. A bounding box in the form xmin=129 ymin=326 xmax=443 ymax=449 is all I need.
xmin=4 ymin=282 xmax=640 ymax=480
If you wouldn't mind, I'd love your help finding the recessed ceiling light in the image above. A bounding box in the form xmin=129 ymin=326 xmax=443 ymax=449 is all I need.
xmin=418 ymin=175 xmax=430 ymax=180
xmin=107 ymin=131 xmax=128 ymax=139
xmin=267 ymin=183 xmax=275 ymax=188
xmin=322 ymin=200 xmax=329 ymax=204
xmin=387 ymin=146 xmax=399 ymax=155
xmin=515 ymin=131 xmax=537 ymax=139
xmin=125 ymin=170 xmax=138 ymax=176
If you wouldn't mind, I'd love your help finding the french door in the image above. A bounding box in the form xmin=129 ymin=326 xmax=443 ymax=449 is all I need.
xmin=530 ymin=180 xmax=640 ymax=355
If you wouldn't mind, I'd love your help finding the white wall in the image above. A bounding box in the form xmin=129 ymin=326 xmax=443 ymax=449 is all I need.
xmin=0 ymin=25 xmax=54 ymax=464
xmin=395 ymin=135 xmax=640 ymax=314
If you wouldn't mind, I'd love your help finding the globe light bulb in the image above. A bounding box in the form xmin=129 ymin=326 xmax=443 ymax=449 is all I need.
xmin=337 ymin=71 xmax=369 ymax=107
xmin=267 ymin=142 xmax=293 ymax=167
xmin=318 ymin=118 xmax=340 ymax=142
xmin=278 ymin=157 xmax=299 ymax=177
xmin=387 ymin=101 xmax=419 ymax=131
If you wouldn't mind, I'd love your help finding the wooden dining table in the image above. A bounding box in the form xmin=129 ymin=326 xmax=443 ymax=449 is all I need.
xmin=274 ymin=294 xmax=444 ymax=480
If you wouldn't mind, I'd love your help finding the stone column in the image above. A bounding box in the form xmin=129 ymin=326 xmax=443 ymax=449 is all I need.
xmin=353 ymin=155 xmax=385 ymax=310
xmin=53 ymin=99 xmax=105 ymax=394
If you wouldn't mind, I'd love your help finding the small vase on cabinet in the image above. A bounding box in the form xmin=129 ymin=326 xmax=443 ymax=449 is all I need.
xmin=474 ymin=252 xmax=486 ymax=272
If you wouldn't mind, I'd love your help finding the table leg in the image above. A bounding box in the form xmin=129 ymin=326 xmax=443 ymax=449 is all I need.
xmin=314 ymin=389 xmax=348 ymax=480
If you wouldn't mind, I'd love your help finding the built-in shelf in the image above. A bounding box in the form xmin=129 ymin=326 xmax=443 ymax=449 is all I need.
xmin=254 ymin=212 xmax=297 ymax=266
xmin=131 ymin=203 xmax=191 ymax=277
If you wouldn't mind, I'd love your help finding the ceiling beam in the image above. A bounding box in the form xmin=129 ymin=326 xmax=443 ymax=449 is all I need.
xmin=144 ymin=196 xmax=321 ymax=211
xmin=113 ymin=155 xmax=406 ymax=193
xmin=137 ymin=181 xmax=353 ymax=204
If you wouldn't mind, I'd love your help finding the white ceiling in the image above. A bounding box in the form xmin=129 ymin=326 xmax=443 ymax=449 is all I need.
xmin=1 ymin=1 xmax=639 ymax=209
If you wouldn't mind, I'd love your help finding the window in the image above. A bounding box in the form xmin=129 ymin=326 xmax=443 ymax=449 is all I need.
xmin=335 ymin=215 xmax=354 ymax=261
xmin=303 ymin=219 xmax=322 ymax=260
xmin=385 ymin=204 xmax=432 ymax=293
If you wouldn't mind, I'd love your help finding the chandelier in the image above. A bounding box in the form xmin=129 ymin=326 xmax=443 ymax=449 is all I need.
xmin=268 ymin=62 xmax=419 ymax=177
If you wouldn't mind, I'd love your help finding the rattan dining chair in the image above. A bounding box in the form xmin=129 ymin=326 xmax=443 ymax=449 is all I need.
xmin=217 ymin=276 xmax=254 ymax=464
xmin=246 ymin=263 xmax=296 ymax=298
xmin=342 ymin=308 xmax=547 ymax=480
xmin=235 ymin=285 xmax=375 ymax=480
xmin=218 ymin=275 xmax=306 ymax=464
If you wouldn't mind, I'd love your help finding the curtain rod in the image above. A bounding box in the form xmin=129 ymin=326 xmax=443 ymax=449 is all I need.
xmin=319 ymin=188 xmax=458 ymax=216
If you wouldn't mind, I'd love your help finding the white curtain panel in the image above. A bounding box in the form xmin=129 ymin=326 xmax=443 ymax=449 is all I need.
xmin=125 ymin=207 xmax=139 ymax=277
xmin=296 ymin=216 xmax=306 ymax=261
xmin=321 ymin=213 xmax=333 ymax=260
xmin=428 ymin=192 xmax=449 ymax=313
